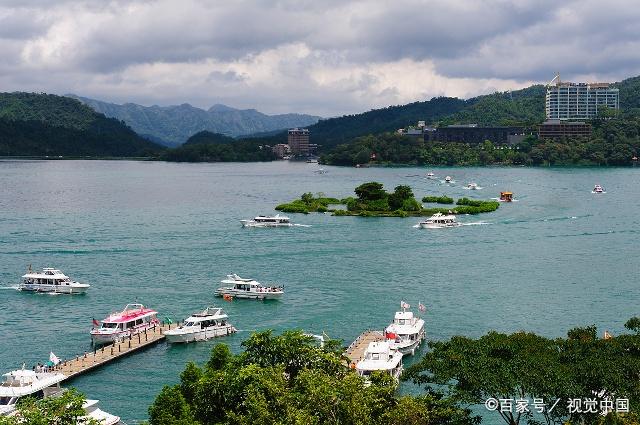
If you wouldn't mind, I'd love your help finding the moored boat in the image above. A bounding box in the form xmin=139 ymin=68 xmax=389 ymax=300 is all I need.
xmin=90 ymin=303 xmax=160 ymax=345
xmin=355 ymin=341 xmax=403 ymax=382
xmin=418 ymin=212 xmax=461 ymax=229
xmin=81 ymin=399 xmax=121 ymax=425
xmin=240 ymin=214 xmax=292 ymax=228
xmin=216 ymin=274 xmax=284 ymax=300
xmin=384 ymin=302 xmax=425 ymax=355
xmin=18 ymin=267 xmax=89 ymax=294
xmin=165 ymin=306 xmax=236 ymax=343
xmin=0 ymin=368 xmax=66 ymax=416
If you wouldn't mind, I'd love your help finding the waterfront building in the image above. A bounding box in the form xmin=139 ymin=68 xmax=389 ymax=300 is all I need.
xmin=545 ymin=74 xmax=619 ymax=120
xmin=425 ymin=124 xmax=526 ymax=145
xmin=538 ymin=120 xmax=591 ymax=140
xmin=272 ymin=143 xmax=290 ymax=158
xmin=288 ymin=128 xmax=310 ymax=156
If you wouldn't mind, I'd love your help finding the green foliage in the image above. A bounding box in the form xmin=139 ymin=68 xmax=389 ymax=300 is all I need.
xmin=423 ymin=196 xmax=454 ymax=204
xmin=0 ymin=388 xmax=97 ymax=425
xmin=275 ymin=193 xmax=340 ymax=214
xmin=149 ymin=330 xmax=476 ymax=425
xmin=161 ymin=131 xmax=276 ymax=162
xmin=405 ymin=321 xmax=640 ymax=425
xmin=388 ymin=185 xmax=415 ymax=210
xmin=355 ymin=182 xmax=388 ymax=201
xmin=625 ymin=317 xmax=640 ymax=334
xmin=0 ymin=93 xmax=163 ymax=157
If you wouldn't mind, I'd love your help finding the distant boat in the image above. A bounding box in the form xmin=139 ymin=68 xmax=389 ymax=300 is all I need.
xmin=426 ymin=172 xmax=435 ymax=178
xmin=592 ymin=184 xmax=606 ymax=194
xmin=240 ymin=214 xmax=293 ymax=227
xmin=466 ymin=182 xmax=479 ymax=190
xmin=216 ymin=274 xmax=284 ymax=300
xmin=444 ymin=176 xmax=453 ymax=183
xmin=499 ymin=191 xmax=514 ymax=202
xmin=315 ymin=168 xmax=328 ymax=174
xmin=306 ymin=158 xmax=318 ymax=163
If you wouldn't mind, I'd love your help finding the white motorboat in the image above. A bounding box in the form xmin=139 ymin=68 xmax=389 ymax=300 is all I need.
xmin=18 ymin=267 xmax=89 ymax=294
xmin=466 ymin=182 xmax=479 ymax=190
xmin=81 ymin=399 xmax=121 ymax=425
xmin=240 ymin=214 xmax=292 ymax=228
xmin=0 ymin=368 xmax=66 ymax=416
xmin=355 ymin=341 xmax=403 ymax=382
xmin=592 ymin=184 xmax=606 ymax=194
xmin=444 ymin=176 xmax=453 ymax=183
xmin=418 ymin=212 xmax=461 ymax=229
xmin=385 ymin=304 xmax=425 ymax=355
xmin=165 ymin=306 xmax=236 ymax=343
xmin=426 ymin=172 xmax=435 ymax=178
xmin=315 ymin=168 xmax=328 ymax=174
xmin=216 ymin=274 xmax=284 ymax=300
xmin=90 ymin=303 xmax=160 ymax=345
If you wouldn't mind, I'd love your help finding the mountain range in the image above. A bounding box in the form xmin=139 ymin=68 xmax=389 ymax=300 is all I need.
xmin=68 ymin=95 xmax=321 ymax=147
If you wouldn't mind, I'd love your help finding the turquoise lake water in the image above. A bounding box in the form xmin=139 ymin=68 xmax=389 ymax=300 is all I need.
xmin=0 ymin=160 xmax=639 ymax=423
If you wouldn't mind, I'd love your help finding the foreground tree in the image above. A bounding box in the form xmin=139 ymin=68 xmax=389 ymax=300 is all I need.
xmin=0 ymin=388 xmax=97 ymax=425
xmin=405 ymin=321 xmax=640 ymax=425
xmin=149 ymin=330 xmax=476 ymax=425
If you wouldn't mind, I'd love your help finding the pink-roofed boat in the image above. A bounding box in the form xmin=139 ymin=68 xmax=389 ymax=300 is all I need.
xmin=90 ymin=303 xmax=159 ymax=345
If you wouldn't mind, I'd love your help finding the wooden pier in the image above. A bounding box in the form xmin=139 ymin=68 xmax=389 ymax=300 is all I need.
xmin=345 ymin=330 xmax=384 ymax=364
xmin=55 ymin=324 xmax=172 ymax=380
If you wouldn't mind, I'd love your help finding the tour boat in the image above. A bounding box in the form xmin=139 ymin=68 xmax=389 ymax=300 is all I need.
xmin=592 ymin=184 xmax=606 ymax=194
xmin=164 ymin=306 xmax=236 ymax=343
xmin=418 ymin=212 xmax=461 ymax=229
xmin=90 ymin=303 xmax=159 ymax=345
xmin=355 ymin=341 xmax=403 ymax=382
xmin=444 ymin=176 xmax=453 ymax=183
xmin=385 ymin=305 xmax=425 ymax=355
xmin=82 ymin=399 xmax=121 ymax=425
xmin=467 ymin=182 xmax=479 ymax=190
xmin=0 ymin=368 xmax=66 ymax=416
xmin=18 ymin=267 xmax=90 ymax=294
xmin=240 ymin=214 xmax=292 ymax=228
xmin=499 ymin=191 xmax=514 ymax=202
xmin=216 ymin=274 xmax=284 ymax=300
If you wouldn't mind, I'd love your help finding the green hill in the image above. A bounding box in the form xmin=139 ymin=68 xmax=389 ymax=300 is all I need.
xmin=0 ymin=92 xmax=163 ymax=157
xmin=161 ymin=130 xmax=275 ymax=162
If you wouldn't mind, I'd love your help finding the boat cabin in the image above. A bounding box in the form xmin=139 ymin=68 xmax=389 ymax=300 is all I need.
xmin=254 ymin=215 xmax=290 ymax=224
xmin=426 ymin=213 xmax=456 ymax=224
xmin=184 ymin=307 xmax=229 ymax=329
xmin=500 ymin=191 xmax=513 ymax=202
xmin=22 ymin=268 xmax=73 ymax=286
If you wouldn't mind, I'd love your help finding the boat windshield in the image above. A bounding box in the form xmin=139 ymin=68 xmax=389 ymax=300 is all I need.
xmin=101 ymin=323 xmax=118 ymax=329
xmin=184 ymin=321 xmax=195 ymax=327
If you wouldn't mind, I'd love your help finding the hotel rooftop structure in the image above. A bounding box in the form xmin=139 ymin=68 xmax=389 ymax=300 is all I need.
xmin=545 ymin=73 xmax=619 ymax=120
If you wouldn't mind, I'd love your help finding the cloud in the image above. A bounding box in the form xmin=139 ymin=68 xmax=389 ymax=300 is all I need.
xmin=0 ymin=0 xmax=638 ymax=116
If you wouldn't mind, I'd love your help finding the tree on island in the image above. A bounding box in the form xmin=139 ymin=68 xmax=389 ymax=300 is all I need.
xmin=147 ymin=330 xmax=477 ymax=425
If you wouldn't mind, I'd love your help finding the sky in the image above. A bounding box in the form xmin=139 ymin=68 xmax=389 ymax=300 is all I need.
xmin=1 ymin=0 xmax=639 ymax=117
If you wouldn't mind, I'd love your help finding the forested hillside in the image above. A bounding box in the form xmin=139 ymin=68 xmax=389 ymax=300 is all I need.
xmin=0 ymin=93 xmax=162 ymax=157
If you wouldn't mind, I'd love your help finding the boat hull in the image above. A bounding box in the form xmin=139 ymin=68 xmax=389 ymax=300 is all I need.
xmin=241 ymin=221 xmax=293 ymax=228
xmin=18 ymin=284 xmax=89 ymax=294
xmin=215 ymin=288 xmax=283 ymax=300
xmin=165 ymin=325 xmax=236 ymax=343
xmin=419 ymin=223 xmax=461 ymax=229
xmin=90 ymin=324 xmax=158 ymax=345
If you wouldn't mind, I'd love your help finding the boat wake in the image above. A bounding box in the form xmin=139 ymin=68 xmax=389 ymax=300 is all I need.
xmin=461 ymin=221 xmax=491 ymax=226
xmin=463 ymin=186 xmax=483 ymax=190
xmin=293 ymin=224 xmax=312 ymax=227
xmin=1 ymin=285 xmax=19 ymax=290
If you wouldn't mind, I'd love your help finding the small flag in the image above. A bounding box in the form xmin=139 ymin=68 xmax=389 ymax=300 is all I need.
xmin=49 ymin=352 xmax=60 ymax=365
xmin=419 ymin=302 xmax=426 ymax=312
xmin=92 ymin=318 xmax=100 ymax=327
xmin=385 ymin=331 xmax=397 ymax=340
xmin=165 ymin=317 xmax=173 ymax=324
xmin=400 ymin=301 xmax=410 ymax=309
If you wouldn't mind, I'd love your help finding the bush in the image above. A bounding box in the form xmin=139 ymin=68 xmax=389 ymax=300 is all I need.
xmin=422 ymin=196 xmax=454 ymax=204
xmin=402 ymin=198 xmax=422 ymax=212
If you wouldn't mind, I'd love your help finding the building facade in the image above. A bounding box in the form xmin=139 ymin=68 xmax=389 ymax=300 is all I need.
xmin=538 ymin=120 xmax=592 ymax=140
xmin=272 ymin=143 xmax=290 ymax=158
xmin=287 ymin=128 xmax=310 ymax=156
xmin=545 ymin=75 xmax=619 ymax=120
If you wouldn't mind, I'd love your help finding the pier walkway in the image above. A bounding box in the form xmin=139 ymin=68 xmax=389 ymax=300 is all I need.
xmin=345 ymin=330 xmax=384 ymax=364
xmin=55 ymin=323 xmax=172 ymax=380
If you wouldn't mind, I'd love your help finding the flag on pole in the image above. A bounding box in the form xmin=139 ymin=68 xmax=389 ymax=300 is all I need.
xmin=401 ymin=301 xmax=410 ymax=309
xmin=92 ymin=318 xmax=100 ymax=327
xmin=49 ymin=352 xmax=60 ymax=366
xmin=419 ymin=302 xmax=426 ymax=312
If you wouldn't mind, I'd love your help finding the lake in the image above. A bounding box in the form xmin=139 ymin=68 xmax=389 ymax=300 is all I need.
xmin=0 ymin=160 xmax=638 ymax=423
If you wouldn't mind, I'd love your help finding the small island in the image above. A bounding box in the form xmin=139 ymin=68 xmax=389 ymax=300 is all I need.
xmin=275 ymin=182 xmax=499 ymax=217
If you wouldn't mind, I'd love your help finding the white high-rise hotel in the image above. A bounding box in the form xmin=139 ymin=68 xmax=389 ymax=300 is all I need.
xmin=545 ymin=73 xmax=619 ymax=120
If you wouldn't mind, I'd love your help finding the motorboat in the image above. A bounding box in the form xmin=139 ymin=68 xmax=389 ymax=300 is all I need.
xmin=240 ymin=214 xmax=292 ymax=228
xmin=216 ymin=274 xmax=284 ymax=300
xmin=18 ymin=267 xmax=89 ymax=294
xmin=306 ymin=158 xmax=318 ymax=163
xmin=315 ymin=168 xmax=328 ymax=174
xmin=355 ymin=341 xmax=403 ymax=382
xmin=592 ymin=184 xmax=606 ymax=194
xmin=466 ymin=182 xmax=479 ymax=190
xmin=426 ymin=172 xmax=435 ymax=178
xmin=444 ymin=176 xmax=453 ymax=183
xmin=0 ymin=368 xmax=66 ymax=416
xmin=81 ymin=399 xmax=121 ymax=425
xmin=499 ymin=191 xmax=514 ymax=202
xmin=418 ymin=213 xmax=461 ymax=229
xmin=385 ymin=305 xmax=425 ymax=355
xmin=90 ymin=303 xmax=159 ymax=345
xmin=164 ymin=306 xmax=236 ymax=343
